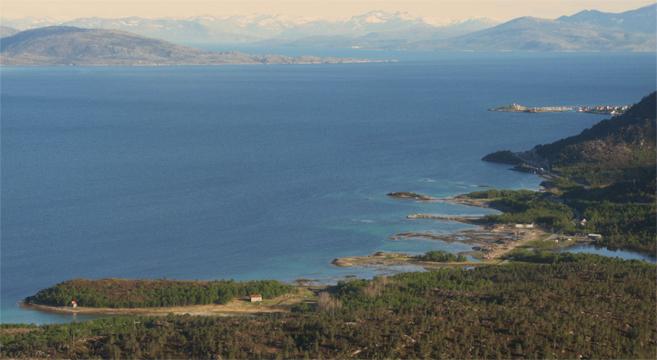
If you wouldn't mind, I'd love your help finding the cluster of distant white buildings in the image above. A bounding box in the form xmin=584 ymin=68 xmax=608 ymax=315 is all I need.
xmin=492 ymin=103 xmax=630 ymax=116
xmin=576 ymin=105 xmax=630 ymax=116
xmin=502 ymin=104 xmax=573 ymax=113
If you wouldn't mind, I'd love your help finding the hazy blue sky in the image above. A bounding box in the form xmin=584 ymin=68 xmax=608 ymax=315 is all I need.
xmin=2 ymin=0 xmax=655 ymax=22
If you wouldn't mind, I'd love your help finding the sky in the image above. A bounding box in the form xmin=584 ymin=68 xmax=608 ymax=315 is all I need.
xmin=1 ymin=0 xmax=655 ymax=23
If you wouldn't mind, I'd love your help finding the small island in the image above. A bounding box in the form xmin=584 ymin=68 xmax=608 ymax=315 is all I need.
xmin=490 ymin=103 xmax=573 ymax=113
xmin=387 ymin=192 xmax=436 ymax=201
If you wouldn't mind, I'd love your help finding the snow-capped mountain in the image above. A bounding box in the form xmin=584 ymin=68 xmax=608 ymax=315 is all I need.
xmin=3 ymin=4 xmax=653 ymax=52
xmin=2 ymin=11 xmax=497 ymax=47
xmin=1 ymin=17 xmax=59 ymax=30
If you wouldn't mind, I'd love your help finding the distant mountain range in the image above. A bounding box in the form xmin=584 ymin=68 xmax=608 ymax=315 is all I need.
xmin=0 ymin=26 xmax=375 ymax=65
xmin=3 ymin=4 xmax=654 ymax=52
xmin=435 ymin=4 xmax=657 ymax=52
xmin=557 ymin=4 xmax=656 ymax=34
xmin=0 ymin=25 xmax=19 ymax=38
xmin=1 ymin=12 xmax=498 ymax=47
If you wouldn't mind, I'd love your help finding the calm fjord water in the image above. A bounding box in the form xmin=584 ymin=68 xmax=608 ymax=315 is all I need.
xmin=2 ymin=54 xmax=655 ymax=324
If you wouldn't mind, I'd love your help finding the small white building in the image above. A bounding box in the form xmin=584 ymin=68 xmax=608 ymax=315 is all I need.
xmin=249 ymin=294 xmax=263 ymax=303
xmin=70 ymin=300 xmax=78 ymax=308
xmin=587 ymin=233 xmax=603 ymax=240
xmin=514 ymin=223 xmax=535 ymax=229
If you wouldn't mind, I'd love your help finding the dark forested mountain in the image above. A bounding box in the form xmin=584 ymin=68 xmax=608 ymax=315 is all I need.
xmin=534 ymin=92 xmax=655 ymax=172
xmin=486 ymin=92 xmax=656 ymax=185
xmin=0 ymin=26 xmax=369 ymax=65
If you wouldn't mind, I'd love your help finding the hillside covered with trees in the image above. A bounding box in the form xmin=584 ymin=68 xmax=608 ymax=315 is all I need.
xmin=481 ymin=92 xmax=656 ymax=253
xmin=2 ymin=255 xmax=655 ymax=359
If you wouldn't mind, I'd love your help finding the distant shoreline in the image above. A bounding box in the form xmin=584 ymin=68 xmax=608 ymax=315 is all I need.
xmin=0 ymin=59 xmax=395 ymax=67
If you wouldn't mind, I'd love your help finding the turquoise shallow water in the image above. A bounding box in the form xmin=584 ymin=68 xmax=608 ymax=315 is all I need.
xmin=2 ymin=54 xmax=655 ymax=324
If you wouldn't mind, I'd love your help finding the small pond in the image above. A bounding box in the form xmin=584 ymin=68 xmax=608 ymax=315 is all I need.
xmin=563 ymin=244 xmax=656 ymax=263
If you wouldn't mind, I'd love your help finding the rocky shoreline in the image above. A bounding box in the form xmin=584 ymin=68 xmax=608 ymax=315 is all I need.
xmin=333 ymin=191 xmax=588 ymax=269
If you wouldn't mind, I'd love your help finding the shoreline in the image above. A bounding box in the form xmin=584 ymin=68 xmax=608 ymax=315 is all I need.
xmin=20 ymin=189 xmax=583 ymax=318
xmin=333 ymin=191 xmax=589 ymax=270
xmin=413 ymin=191 xmax=560 ymax=260
xmin=0 ymin=59 xmax=395 ymax=68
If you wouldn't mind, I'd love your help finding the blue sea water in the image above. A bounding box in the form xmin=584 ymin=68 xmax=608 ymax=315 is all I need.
xmin=2 ymin=54 xmax=655 ymax=324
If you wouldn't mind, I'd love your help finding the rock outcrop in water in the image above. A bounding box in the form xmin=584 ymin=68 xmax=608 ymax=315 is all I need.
xmin=387 ymin=192 xmax=435 ymax=201
xmin=481 ymin=150 xmax=523 ymax=165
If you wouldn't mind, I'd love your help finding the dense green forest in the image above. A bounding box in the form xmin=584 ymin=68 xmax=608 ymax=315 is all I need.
xmin=2 ymin=255 xmax=655 ymax=359
xmin=466 ymin=189 xmax=575 ymax=230
xmin=415 ymin=250 xmax=467 ymax=262
xmin=25 ymin=279 xmax=293 ymax=308
xmin=464 ymin=187 xmax=656 ymax=253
